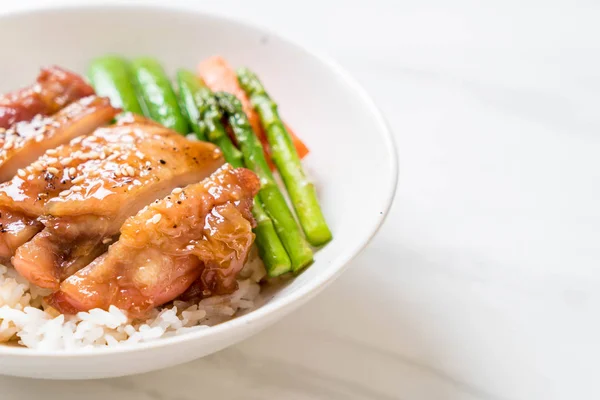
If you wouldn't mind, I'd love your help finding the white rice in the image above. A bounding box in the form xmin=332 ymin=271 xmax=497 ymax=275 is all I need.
xmin=0 ymin=248 xmax=265 ymax=350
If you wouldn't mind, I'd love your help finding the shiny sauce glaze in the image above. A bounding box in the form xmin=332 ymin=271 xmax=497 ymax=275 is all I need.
xmin=48 ymin=165 xmax=259 ymax=317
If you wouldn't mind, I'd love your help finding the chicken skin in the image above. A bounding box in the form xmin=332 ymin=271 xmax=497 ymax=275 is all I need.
xmin=0 ymin=95 xmax=118 ymax=182
xmin=0 ymin=66 xmax=95 ymax=129
xmin=48 ymin=165 xmax=259 ymax=317
xmin=9 ymin=118 xmax=224 ymax=289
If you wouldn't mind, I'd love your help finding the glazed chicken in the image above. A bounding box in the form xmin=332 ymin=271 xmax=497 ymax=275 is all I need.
xmin=8 ymin=118 xmax=224 ymax=289
xmin=0 ymin=95 xmax=118 ymax=182
xmin=0 ymin=66 xmax=95 ymax=129
xmin=0 ymin=96 xmax=118 ymax=258
xmin=48 ymin=165 xmax=259 ymax=317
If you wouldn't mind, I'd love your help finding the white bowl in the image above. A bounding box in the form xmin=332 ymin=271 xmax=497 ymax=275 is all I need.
xmin=0 ymin=3 xmax=398 ymax=379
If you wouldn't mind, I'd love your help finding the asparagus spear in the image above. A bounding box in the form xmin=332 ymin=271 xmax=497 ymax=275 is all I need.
xmin=175 ymin=70 xmax=243 ymax=167
xmin=176 ymin=69 xmax=208 ymax=141
xmin=88 ymin=56 xmax=144 ymax=115
xmin=252 ymin=198 xmax=292 ymax=276
xmin=237 ymin=68 xmax=332 ymax=246
xmin=176 ymin=70 xmax=291 ymax=276
xmin=131 ymin=58 xmax=189 ymax=134
xmin=217 ymin=92 xmax=313 ymax=272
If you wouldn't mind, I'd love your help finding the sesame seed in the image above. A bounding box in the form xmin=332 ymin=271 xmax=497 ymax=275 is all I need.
xmin=17 ymin=169 xmax=26 ymax=177
xmin=31 ymin=162 xmax=43 ymax=172
xmin=72 ymin=175 xmax=85 ymax=184
xmin=69 ymin=167 xmax=76 ymax=177
xmin=59 ymin=190 xmax=71 ymax=196
xmin=88 ymin=151 xmax=100 ymax=159
xmin=172 ymin=187 xmax=183 ymax=194
xmin=70 ymin=185 xmax=81 ymax=192
xmin=47 ymin=167 xmax=59 ymax=175
xmin=60 ymin=157 xmax=73 ymax=166
xmin=126 ymin=166 xmax=135 ymax=176
xmin=145 ymin=161 xmax=151 ymax=167
xmin=46 ymin=157 xmax=58 ymax=164
xmin=148 ymin=214 xmax=162 ymax=224
xmin=35 ymin=135 xmax=43 ymax=142
xmin=46 ymin=149 xmax=58 ymax=156
xmin=102 ymin=237 xmax=112 ymax=244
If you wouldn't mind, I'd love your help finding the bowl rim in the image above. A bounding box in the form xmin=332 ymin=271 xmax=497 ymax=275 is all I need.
xmin=0 ymin=1 xmax=399 ymax=357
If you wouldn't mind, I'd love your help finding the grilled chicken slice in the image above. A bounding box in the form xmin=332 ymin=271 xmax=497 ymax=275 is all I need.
xmin=47 ymin=165 xmax=260 ymax=317
xmin=0 ymin=209 xmax=43 ymax=258
xmin=0 ymin=96 xmax=118 ymax=182
xmin=11 ymin=120 xmax=224 ymax=289
xmin=0 ymin=96 xmax=118 ymax=258
xmin=0 ymin=66 xmax=95 ymax=129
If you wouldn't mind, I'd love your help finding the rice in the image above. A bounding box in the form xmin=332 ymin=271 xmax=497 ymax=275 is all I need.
xmin=0 ymin=249 xmax=265 ymax=350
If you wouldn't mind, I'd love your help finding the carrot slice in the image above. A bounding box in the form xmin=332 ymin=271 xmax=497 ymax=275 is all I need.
xmin=285 ymin=123 xmax=309 ymax=159
xmin=197 ymin=56 xmax=309 ymax=167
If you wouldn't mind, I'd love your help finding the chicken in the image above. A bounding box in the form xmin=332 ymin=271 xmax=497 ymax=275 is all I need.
xmin=10 ymin=119 xmax=224 ymax=289
xmin=0 ymin=95 xmax=119 ymax=182
xmin=47 ymin=165 xmax=260 ymax=317
xmin=0 ymin=209 xmax=43 ymax=259
xmin=0 ymin=66 xmax=95 ymax=129
xmin=0 ymin=96 xmax=118 ymax=259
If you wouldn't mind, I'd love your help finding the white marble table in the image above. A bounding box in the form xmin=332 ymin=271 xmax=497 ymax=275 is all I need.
xmin=2 ymin=0 xmax=599 ymax=399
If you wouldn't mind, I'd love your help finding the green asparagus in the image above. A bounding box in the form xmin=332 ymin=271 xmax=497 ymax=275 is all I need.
xmin=237 ymin=68 xmax=332 ymax=246
xmin=175 ymin=71 xmax=291 ymax=276
xmin=217 ymin=92 xmax=313 ymax=272
xmin=176 ymin=69 xmax=208 ymax=141
xmin=175 ymin=70 xmax=243 ymax=169
xmin=131 ymin=58 xmax=189 ymax=134
xmin=88 ymin=56 xmax=144 ymax=115
xmin=252 ymin=198 xmax=291 ymax=276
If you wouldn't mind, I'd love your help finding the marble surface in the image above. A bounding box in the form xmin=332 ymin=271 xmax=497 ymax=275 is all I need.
xmin=2 ymin=0 xmax=599 ymax=398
